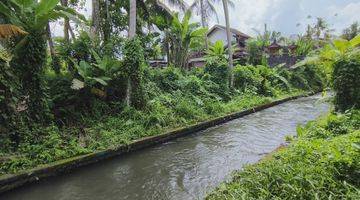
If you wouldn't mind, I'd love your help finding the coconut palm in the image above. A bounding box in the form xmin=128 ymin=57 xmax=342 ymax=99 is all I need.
xmin=190 ymin=0 xmax=218 ymax=28
xmin=221 ymin=0 xmax=234 ymax=87
xmin=0 ymin=24 xmax=28 ymax=38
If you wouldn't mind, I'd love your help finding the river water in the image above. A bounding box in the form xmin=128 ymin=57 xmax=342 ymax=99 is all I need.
xmin=1 ymin=94 xmax=330 ymax=200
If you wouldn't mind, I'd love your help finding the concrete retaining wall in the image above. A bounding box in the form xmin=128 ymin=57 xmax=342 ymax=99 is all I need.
xmin=0 ymin=92 xmax=317 ymax=194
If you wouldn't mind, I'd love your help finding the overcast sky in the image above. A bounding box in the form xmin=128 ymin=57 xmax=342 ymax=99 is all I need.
xmin=51 ymin=0 xmax=360 ymax=37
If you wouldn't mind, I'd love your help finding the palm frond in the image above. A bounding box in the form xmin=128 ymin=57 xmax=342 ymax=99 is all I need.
xmin=0 ymin=24 xmax=28 ymax=38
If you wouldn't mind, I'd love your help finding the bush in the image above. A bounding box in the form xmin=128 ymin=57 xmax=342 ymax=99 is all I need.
xmin=333 ymin=53 xmax=360 ymax=112
xmin=233 ymin=65 xmax=262 ymax=93
xmin=204 ymin=58 xmax=229 ymax=88
xmin=290 ymin=64 xmax=325 ymax=91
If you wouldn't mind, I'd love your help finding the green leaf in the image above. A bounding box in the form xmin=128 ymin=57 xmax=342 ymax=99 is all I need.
xmin=35 ymin=0 xmax=59 ymax=17
xmin=0 ymin=2 xmax=17 ymax=21
xmin=349 ymin=34 xmax=360 ymax=47
xmin=92 ymin=77 xmax=109 ymax=86
xmin=12 ymin=0 xmax=33 ymax=8
xmin=333 ymin=39 xmax=350 ymax=54
xmin=190 ymin=28 xmax=207 ymax=38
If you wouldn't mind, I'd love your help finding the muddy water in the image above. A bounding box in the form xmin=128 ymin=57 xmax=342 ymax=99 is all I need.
xmin=1 ymin=94 xmax=330 ymax=200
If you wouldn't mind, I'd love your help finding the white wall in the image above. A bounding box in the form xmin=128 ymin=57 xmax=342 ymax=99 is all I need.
xmin=208 ymin=28 xmax=236 ymax=46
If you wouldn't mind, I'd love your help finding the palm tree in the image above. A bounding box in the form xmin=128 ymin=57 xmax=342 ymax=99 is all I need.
xmin=91 ymin=0 xmax=100 ymax=37
xmin=222 ymin=0 xmax=234 ymax=87
xmin=190 ymin=0 xmax=218 ymax=28
xmin=125 ymin=0 xmax=137 ymax=106
xmin=0 ymin=24 xmax=28 ymax=38
xmin=129 ymin=0 xmax=137 ymax=39
xmin=314 ymin=17 xmax=328 ymax=40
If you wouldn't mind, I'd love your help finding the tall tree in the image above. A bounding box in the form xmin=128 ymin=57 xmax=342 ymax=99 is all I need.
xmin=129 ymin=0 xmax=137 ymax=38
xmin=125 ymin=0 xmax=137 ymax=106
xmin=91 ymin=0 xmax=100 ymax=37
xmin=314 ymin=17 xmax=328 ymax=40
xmin=342 ymin=22 xmax=360 ymax=40
xmin=46 ymin=23 xmax=60 ymax=74
xmin=190 ymin=0 xmax=218 ymax=28
xmin=222 ymin=0 xmax=234 ymax=87
xmin=61 ymin=0 xmax=70 ymax=42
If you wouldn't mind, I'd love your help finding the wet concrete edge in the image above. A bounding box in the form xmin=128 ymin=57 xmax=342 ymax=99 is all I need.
xmin=0 ymin=91 xmax=319 ymax=194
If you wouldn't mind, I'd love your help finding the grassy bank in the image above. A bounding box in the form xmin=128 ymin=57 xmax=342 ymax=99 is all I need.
xmin=0 ymin=64 xmax=324 ymax=176
xmin=206 ymin=110 xmax=360 ymax=200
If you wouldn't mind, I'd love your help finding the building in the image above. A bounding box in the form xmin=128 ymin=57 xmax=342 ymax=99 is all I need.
xmin=266 ymin=40 xmax=302 ymax=68
xmin=189 ymin=25 xmax=251 ymax=68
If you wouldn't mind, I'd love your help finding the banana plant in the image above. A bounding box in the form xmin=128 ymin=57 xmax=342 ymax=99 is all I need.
xmin=294 ymin=34 xmax=360 ymax=67
xmin=0 ymin=0 xmax=87 ymax=119
xmin=205 ymin=40 xmax=239 ymax=60
xmin=0 ymin=0 xmax=86 ymax=50
xmin=71 ymin=50 xmax=122 ymax=98
xmin=168 ymin=10 xmax=208 ymax=69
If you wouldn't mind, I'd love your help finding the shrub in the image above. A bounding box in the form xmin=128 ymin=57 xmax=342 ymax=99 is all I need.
xmin=333 ymin=53 xmax=360 ymax=112
xmin=233 ymin=65 xmax=262 ymax=93
xmin=204 ymin=58 xmax=229 ymax=88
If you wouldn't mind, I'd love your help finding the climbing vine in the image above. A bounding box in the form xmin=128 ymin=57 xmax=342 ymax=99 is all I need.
xmin=10 ymin=31 xmax=52 ymax=124
xmin=123 ymin=37 xmax=147 ymax=109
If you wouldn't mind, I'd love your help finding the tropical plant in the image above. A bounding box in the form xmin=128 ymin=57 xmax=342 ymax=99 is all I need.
xmin=168 ymin=10 xmax=207 ymax=69
xmin=295 ymin=34 xmax=360 ymax=72
xmin=0 ymin=0 xmax=85 ymax=122
xmin=71 ymin=50 xmax=121 ymax=95
xmin=0 ymin=24 xmax=28 ymax=38
xmin=333 ymin=52 xmax=360 ymax=112
xmin=295 ymin=36 xmax=314 ymax=57
xmin=206 ymin=40 xmax=226 ymax=59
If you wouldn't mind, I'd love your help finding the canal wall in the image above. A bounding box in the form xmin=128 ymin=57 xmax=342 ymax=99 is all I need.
xmin=0 ymin=91 xmax=319 ymax=194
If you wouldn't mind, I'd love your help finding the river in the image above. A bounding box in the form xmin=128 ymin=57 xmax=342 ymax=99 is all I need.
xmin=1 ymin=94 xmax=330 ymax=200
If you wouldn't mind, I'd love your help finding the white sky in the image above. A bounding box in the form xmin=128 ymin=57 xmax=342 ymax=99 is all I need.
xmin=51 ymin=0 xmax=360 ymax=37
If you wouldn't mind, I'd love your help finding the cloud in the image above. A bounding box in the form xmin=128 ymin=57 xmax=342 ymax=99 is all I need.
xmin=51 ymin=0 xmax=360 ymax=38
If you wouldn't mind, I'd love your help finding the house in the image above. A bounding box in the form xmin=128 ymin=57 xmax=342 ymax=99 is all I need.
xmin=189 ymin=25 xmax=251 ymax=68
xmin=207 ymin=25 xmax=251 ymax=49
xmin=266 ymin=40 xmax=303 ymax=68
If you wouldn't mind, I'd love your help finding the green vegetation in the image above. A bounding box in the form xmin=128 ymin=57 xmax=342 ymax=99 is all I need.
xmin=206 ymin=30 xmax=360 ymax=200
xmin=0 ymin=60 xmax=323 ymax=175
xmin=1 ymin=2 xmax=358 ymax=199
xmin=206 ymin=110 xmax=360 ymax=200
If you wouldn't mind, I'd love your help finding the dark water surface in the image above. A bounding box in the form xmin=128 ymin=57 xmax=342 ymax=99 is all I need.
xmin=1 ymin=94 xmax=330 ymax=200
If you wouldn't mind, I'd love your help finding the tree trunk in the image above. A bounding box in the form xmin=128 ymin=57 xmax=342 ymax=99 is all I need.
xmin=222 ymin=0 xmax=234 ymax=88
xmin=128 ymin=0 xmax=136 ymax=39
xmin=60 ymin=0 xmax=70 ymax=43
xmin=125 ymin=0 xmax=137 ymax=106
xmin=200 ymin=0 xmax=207 ymax=27
xmin=103 ymin=0 xmax=111 ymax=43
xmin=46 ymin=23 xmax=60 ymax=74
xmin=91 ymin=0 xmax=101 ymax=37
xmin=200 ymin=0 xmax=208 ymax=49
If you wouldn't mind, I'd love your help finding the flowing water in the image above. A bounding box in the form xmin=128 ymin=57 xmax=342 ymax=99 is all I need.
xmin=1 ymin=94 xmax=330 ymax=200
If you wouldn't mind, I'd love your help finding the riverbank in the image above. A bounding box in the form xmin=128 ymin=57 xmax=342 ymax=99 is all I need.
xmin=0 ymin=90 xmax=318 ymax=194
xmin=206 ymin=109 xmax=360 ymax=200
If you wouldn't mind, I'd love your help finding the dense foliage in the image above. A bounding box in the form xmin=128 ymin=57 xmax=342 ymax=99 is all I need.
xmin=0 ymin=61 xmax=324 ymax=175
xmin=1 ymin=4 xmax=357 ymax=200
xmin=333 ymin=52 xmax=360 ymax=112
xmin=206 ymin=110 xmax=360 ymax=200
